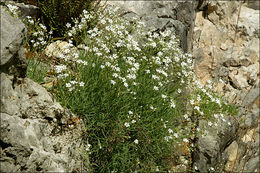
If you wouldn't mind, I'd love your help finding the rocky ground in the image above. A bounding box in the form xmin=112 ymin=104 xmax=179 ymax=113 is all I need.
xmin=1 ymin=1 xmax=259 ymax=172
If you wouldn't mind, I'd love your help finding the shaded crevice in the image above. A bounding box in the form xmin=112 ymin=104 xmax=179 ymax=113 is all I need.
xmin=0 ymin=139 xmax=13 ymax=150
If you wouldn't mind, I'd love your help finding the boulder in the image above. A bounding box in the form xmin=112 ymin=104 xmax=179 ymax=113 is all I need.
xmin=0 ymin=6 xmax=27 ymax=77
xmin=193 ymin=117 xmax=239 ymax=172
xmin=0 ymin=6 xmax=86 ymax=172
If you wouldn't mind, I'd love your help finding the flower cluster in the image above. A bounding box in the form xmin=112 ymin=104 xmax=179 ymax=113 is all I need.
xmin=23 ymin=16 xmax=53 ymax=51
xmin=6 ymin=4 xmax=19 ymax=17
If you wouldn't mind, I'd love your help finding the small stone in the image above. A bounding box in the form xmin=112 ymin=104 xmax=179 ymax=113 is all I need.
xmin=224 ymin=141 xmax=239 ymax=172
xmin=229 ymin=72 xmax=248 ymax=90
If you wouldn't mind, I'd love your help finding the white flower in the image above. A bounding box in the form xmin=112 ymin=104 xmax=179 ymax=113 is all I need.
xmin=184 ymin=114 xmax=189 ymax=119
xmin=145 ymin=69 xmax=150 ymax=74
xmin=86 ymin=143 xmax=91 ymax=151
xmin=216 ymin=98 xmax=221 ymax=105
xmin=100 ymin=65 xmax=105 ymax=69
xmin=152 ymin=75 xmax=159 ymax=80
xmin=228 ymin=122 xmax=231 ymax=126
xmin=28 ymin=19 xmax=34 ymax=24
xmin=164 ymin=136 xmax=172 ymax=141
xmin=162 ymin=94 xmax=167 ymax=99
xmin=209 ymin=167 xmax=215 ymax=171
xmin=105 ymin=62 xmax=111 ymax=67
xmin=194 ymin=166 xmax=198 ymax=170
xmin=70 ymin=80 xmax=77 ymax=84
xmin=128 ymin=111 xmax=133 ymax=115
xmin=156 ymin=166 xmax=159 ymax=172
xmin=79 ymin=82 xmax=85 ymax=87
xmin=112 ymin=73 xmax=119 ymax=78
xmin=134 ymin=139 xmax=139 ymax=144
xmin=124 ymin=122 xmax=130 ymax=127
xmin=194 ymin=106 xmax=200 ymax=111
xmin=168 ymin=129 xmax=173 ymax=133
xmin=207 ymin=80 xmax=212 ymax=84
xmin=183 ymin=138 xmax=189 ymax=143
xmin=66 ymin=83 xmax=72 ymax=88
xmin=131 ymin=120 xmax=136 ymax=123
xmin=124 ymin=82 xmax=128 ymax=88
xmin=174 ymin=133 xmax=178 ymax=138
xmin=190 ymin=99 xmax=194 ymax=105
xmin=170 ymin=99 xmax=176 ymax=108
xmin=110 ymin=80 xmax=116 ymax=85
xmin=208 ymin=122 xmax=212 ymax=126
xmin=151 ymin=42 xmax=156 ymax=47
xmin=100 ymin=19 xmax=106 ymax=24
xmin=153 ymin=86 xmax=159 ymax=91
xmin=178 ymin=89 xmax=182 ymax=93
xmin=197 ymin=95 xmax=201 ymax=102
xmin=55 ymin=65 xmax=67 ymax=73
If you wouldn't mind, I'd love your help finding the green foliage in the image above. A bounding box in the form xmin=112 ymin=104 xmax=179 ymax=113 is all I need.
xmin=23 ymin=16 xmax=53 ymax=51
xmin=36 ymin=0 xmax=97 ymax=38
xmin=24 ymin=4 xmax=238 ymax=172
xmin=26 ymin=56 xmax=49 ymax=84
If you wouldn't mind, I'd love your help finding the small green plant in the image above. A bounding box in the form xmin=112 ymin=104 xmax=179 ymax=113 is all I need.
xmin=36 ymin=0 xmax=98 ymax=38
xmin=23 ymin=15 xmax=53 ymax=51
xmin=26 ymin=55 xmax=49 ymax=83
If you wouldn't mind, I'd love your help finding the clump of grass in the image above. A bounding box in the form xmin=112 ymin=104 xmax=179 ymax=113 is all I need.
xmin=48 ymin=6 xmax=237 ymax=172
xmin=26 ymin=57 xmax=49 ymax=83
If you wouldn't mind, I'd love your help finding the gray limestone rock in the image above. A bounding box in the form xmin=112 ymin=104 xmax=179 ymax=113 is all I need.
xmin=0 ymin=6 xmax=27 ymax=77
xmin=242 ymin=86 xmax=260 ymax=108
xmin=0 ymin=72 xmax=86 ymax=172
xmin=193 ymin=117 xmax=239 ymax=172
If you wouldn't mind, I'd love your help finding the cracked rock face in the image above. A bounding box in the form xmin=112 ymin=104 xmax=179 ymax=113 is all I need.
xmin=192 ymin=1 xmax=259 ymax=172
xmin=0 ymin=6 xmax=86 ymax=172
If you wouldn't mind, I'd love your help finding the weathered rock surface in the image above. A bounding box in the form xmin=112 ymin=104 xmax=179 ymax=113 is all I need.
xmin=0 ymin=6 xmax=27 ymax=78
xmin=0 ymin=6 xmax=86 ymax=172
xmin=192 ymin=1 xmax=259 ymax=172
xmin=193 ymin=1 xmax=259 ymax=97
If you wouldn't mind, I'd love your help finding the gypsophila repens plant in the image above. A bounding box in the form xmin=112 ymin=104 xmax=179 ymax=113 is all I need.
xmin=3 ymin=3 xmax=20 ymax=18
xmin=23 ymin=16 xmax=53 ymax=52
xmin=45 ymin=5 xmax=238 ymax=172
